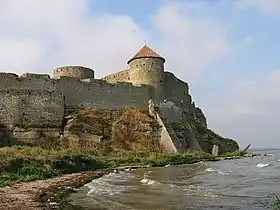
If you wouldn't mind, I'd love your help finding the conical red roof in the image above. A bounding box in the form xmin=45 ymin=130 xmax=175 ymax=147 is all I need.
xmin=127 ymin=44 xmax=165 ymax=64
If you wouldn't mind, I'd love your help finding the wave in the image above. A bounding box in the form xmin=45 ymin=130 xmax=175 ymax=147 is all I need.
xmin=85 ymin=171 xmax=135 ymax=196
xmin=140 ymin=178 xmax=157 ymax=185
xmin=183 ymin=184 xmax=218 ymax=198
xmin=256 ymin=163 xmax=270 ymax=168
xmin=205 ymin=168 xmax=229 ymax=176
xmin=265 ymin=153 xmax=275 ymax=157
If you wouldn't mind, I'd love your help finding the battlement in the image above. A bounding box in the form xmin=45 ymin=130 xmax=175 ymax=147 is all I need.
xmin=21 ymin=73 xmax=50 ymax=79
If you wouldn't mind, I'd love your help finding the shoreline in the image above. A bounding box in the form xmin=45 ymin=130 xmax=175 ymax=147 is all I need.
xmin=0 ymin=154 xmax=259 ymax=210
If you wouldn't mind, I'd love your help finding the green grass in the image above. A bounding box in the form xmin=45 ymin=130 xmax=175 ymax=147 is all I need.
xmin=218 ymin=150 xmax=244 ymax=157
xmin=100 ymin=149 xmax=215 ymax=168
xmin=0 ymin=146 xmax=108 ymax=187
xmin=0 ymin=146 xmax=216 ymax=188
xmin=273 ymin=196 xmax=280 ymax=209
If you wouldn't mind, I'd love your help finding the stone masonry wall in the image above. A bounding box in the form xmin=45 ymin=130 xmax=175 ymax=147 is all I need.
xmin=0 ymin=73 xmax=54 ymax=91
xmin=53 ymin=66 xmax=95 ymax=79
xmin=54 ymin=78 xmax=152 ymax=111
xmin=0 ymin=72 xmax=152 ymax=114
xmin=128 ymin=57 xmax=165 ymax=103
xmin=0 ymin=89 xmax=64 ymax=144
xmin=102 ymin=69 xmax=130 ymax=83
xmin=0 ymin=90 xmax=64 ymax=129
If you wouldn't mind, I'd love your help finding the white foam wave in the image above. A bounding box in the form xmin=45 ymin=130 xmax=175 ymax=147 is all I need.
xmin=205 ymin=168 xmax=228 ymax=175
xmin=266 ymin=154 xmax=275 ymax=157
xmin=184 ymin=185 xmax=218 ymax=198
xmin=140 ymin=171 xmax=158 ymax=185
xmin=256 ymin=163 xmax=270 ymax=168
xmin=85 ymin=171 xmax=135 ymax=196
xmin=140 ymin=178 xmax=157 ymax=185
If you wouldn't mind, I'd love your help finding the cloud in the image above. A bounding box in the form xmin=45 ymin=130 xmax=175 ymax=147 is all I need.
xmin=0 ymin=0 xmax=230 ymax=80
xmin=152 ymin=2 xmax=230 ymax=81
xmin=206 ymin=69 xmax=280 ymax=148
xmin=0 ymin=0 xmax=147 ymax=77
xmin=237 ymin=0 xmax=280 ymax=12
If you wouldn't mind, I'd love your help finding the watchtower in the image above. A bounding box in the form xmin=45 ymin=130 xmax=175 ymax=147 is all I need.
xmin=52 ymin=66 xmax=95 ymax=79
xmin=127 ymin=45 xmax=165 ymax=103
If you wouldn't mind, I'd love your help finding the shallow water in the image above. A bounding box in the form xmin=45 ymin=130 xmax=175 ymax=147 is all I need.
xmin=69 ymin=150 xmax=280 ymax=209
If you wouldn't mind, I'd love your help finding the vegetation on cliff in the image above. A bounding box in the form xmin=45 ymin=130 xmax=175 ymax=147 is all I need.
xmin=0 ymin=107 xmax=242 ymax=188
xmin=63 ymin=107 xmax=163 ymax=153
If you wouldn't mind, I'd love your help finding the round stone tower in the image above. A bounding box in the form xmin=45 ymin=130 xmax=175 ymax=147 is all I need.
xmin=127 ymin=44 xmax=165 ymax=103
xmin=52 ymin=66 xmax=94 ymax=79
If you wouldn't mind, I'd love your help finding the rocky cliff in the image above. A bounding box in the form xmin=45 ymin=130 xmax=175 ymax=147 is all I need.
xmin=61 ymin=107 xmax=163 ymax=154
xmin=58 ymin=102 xmax=239 ymax=154
xmin=158 ymin=99 xmax=239 ymax=154
xmin=0 ymin=104 xmax=239 ymax=155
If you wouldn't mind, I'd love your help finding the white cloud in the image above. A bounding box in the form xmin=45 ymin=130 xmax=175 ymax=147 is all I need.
xmin=0 ymin=0 xmax=230 ymax=80
xmin=152 ymin=2 xmax=230 ymax=81
xmin=206 ymin=69 xmax=280 ymax=148
xmin=0 ymin=39 xmax=45 ymax=73
xmin=0 ymin=0 xmax=147 ymax=77
xmin=237 ymin=0 xmax=280 ymax=12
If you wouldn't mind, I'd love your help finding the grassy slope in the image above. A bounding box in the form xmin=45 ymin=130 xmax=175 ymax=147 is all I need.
xmin=0 ymin=146 xmax=217 ymax=188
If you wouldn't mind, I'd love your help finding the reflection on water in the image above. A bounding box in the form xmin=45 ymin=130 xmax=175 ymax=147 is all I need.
xmin=69 ymin=150 xmax=280 ymax=210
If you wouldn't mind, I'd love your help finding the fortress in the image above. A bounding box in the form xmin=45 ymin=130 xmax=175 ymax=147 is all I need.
xmin=0 ymin=45 xmax=239 ymax=154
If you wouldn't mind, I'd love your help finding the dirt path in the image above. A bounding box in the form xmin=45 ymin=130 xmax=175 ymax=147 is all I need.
xmin=0 ymin=170 xmax=109 ymax=210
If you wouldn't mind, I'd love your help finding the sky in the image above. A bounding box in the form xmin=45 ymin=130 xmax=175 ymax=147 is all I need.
xmin=0 ymin=0 xmax=279 ymax=149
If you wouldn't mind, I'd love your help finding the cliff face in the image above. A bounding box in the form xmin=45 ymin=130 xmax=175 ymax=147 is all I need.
xmin=60 ymin=102 xmax=239 ymax=155
xmin=159 ymin=100 xmax=239 ymax=154
xmin=62 ymin=107 xmax=163 ymax=153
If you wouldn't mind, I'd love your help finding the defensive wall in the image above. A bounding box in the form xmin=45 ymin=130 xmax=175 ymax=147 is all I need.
xmin=0 ymin=72 xmax=153 ymax=114
xmin=0 ymin=89 xmax=64 ymax=129
xmin=102 ymin=69 xmax=130 ymax=83
xmin=0 ymin=45 xmax=206 ymax=151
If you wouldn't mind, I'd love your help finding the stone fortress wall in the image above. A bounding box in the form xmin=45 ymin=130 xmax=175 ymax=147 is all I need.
xmin=102 ymin=69 xmax=130 ymax=83
xmin=0 ymin=44 xmax=203 ymax=152
xmin=0 ymin=72 xmax=153 ymax=114
xmin=0 ymin=67 xmax=192 ymax=120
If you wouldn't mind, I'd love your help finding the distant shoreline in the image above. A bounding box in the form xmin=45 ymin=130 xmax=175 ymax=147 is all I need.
xmin=249 ymin=148 xmax=280 ymax=151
